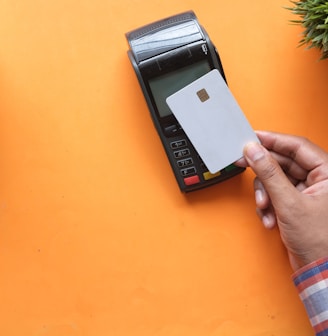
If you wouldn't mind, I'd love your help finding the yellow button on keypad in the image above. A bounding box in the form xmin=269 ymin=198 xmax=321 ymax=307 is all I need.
xmin=203 ymin=171 xmax=221 ymax=180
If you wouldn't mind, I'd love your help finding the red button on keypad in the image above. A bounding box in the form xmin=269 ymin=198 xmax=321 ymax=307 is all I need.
xmin=184 ymin=175 xmax=200 ymax=186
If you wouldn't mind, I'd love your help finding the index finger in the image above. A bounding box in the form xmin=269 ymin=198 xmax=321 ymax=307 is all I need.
xmin=256 ymin=131 xmax=328 ymax=171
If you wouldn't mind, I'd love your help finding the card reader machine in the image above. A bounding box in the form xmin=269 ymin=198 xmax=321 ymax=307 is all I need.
xmin=126 ymin=11 xmax=245 ymax=192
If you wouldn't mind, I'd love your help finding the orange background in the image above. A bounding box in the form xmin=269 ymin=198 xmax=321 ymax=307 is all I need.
xmin=0 ymin=0 xmax=328 ymax=335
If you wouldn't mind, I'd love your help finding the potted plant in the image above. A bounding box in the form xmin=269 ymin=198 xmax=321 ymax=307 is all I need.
xmin=288 ymin=0 xmax=328 ymax=59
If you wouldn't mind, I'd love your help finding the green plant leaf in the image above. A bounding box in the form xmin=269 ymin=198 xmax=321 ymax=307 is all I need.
xmin=287 ymin=0 xmax=328 ymax=60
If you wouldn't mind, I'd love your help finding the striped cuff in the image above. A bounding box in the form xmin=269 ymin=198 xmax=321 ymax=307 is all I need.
xmin=292 ymin=257 xmax=328 ymax=336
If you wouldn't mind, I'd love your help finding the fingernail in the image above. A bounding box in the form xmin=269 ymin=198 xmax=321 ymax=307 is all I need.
xmin=262 ymin=215 xmax=271 ymax=229
xmin=255 ymin=189 xmax=264 ymax=205
xmin=245 ymin=142 xmax=265 ymax=162
xmin=262 ymin=215 xmax=275 ymax=230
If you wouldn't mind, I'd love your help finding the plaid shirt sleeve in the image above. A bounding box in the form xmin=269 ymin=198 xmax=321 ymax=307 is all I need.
xmin=292 ymin=257 xmax=328 ymax=336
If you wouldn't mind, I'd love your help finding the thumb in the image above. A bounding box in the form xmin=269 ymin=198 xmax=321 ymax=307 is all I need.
xmin=244 ymin=142 xmax=297 ymax=210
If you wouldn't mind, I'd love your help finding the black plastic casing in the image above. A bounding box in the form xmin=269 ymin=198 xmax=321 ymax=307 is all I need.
xmin=126 ymin=11 xmax=245 ymax=192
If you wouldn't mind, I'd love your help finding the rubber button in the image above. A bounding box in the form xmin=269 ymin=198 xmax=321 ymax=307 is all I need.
xmin=203 ymin=171 xmax=221 ymax=180
xmin=225 ymin=164 xmax=237 ymax=172
xmin=170 ymin=139 xmax=187 ymax=149
xmin=184 ymin=175 xmax=200 ymax=186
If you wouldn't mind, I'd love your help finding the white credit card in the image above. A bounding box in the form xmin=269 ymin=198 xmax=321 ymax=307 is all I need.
xmin=166 ymin=69 xmax=259 ymax=174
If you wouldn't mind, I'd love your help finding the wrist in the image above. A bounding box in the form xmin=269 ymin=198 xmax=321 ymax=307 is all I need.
xmin=292 ymin=257 xmax=328 ymax=336
xmin=292 ymin=257 xmax=328 ymax=282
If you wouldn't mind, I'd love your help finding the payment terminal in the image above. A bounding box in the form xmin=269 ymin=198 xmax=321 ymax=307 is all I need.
xmin=126 ymin=11 xmax=245 ymax=192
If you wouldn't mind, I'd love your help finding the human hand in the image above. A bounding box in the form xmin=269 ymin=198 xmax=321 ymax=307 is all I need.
xmin=236 ymin=131 xmax=328 ymax=271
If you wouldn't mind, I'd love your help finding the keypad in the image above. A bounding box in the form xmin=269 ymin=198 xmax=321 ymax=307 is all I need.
xmin=169 ymin=135 xmax=237 ymax=188
xmin=170 ymin=138 xmax=199 ymax=184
